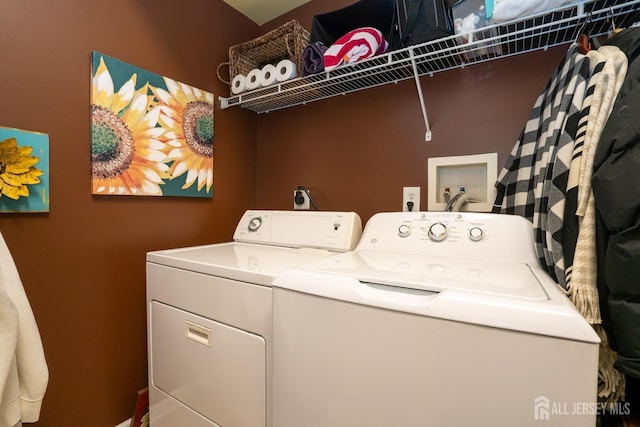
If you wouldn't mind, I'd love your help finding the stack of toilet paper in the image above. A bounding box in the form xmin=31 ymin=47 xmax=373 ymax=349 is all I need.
xmin=231 ymin=59 xmax=298 ymax=95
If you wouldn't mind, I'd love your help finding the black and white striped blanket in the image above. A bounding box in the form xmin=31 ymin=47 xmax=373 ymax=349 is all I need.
xmin=493 ymin=43 xmax=629 ymax=402
xmin=493 ymin=44 xmax=590 ymax=286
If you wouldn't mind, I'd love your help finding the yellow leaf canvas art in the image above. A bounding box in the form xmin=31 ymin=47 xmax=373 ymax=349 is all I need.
xmin=0 ymin=127 xmax=49 ymax=213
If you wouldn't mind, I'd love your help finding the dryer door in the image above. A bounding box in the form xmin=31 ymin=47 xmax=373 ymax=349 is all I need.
xmin=150 ymin=301 xmax=266 ymax=427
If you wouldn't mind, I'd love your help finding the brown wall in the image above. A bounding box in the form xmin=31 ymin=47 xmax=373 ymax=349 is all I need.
xmin=0 ymin=0 xmax=258 ymax=425
xmin=258 ymin=3 xmax=567 ymax=222
xmin=0 ymin=0 xmax=568 ymax=425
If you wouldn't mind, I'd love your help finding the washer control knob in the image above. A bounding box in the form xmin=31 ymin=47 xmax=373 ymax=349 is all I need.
xmin=428 ymin=223 xmax=448 ymax=242
xmin=469 ymin=227 xmax=484 ymax=242
xmin=398 ymin=224 xmax=411 ymax=238
xmin=248 ymin=217 xmax=262 ymax=232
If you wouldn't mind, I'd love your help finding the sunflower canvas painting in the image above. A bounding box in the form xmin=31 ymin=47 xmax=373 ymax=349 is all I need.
xmin=0 ymin=126 xmax=49 ymax=213
xmin=90 ymin=51 xmax=214 ymax=197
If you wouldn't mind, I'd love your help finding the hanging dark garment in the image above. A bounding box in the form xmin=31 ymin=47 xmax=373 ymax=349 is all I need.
xmin=309 ymin=0 xmax=395 ymax=47
xmin=593 ymin=28 xmax=640 ymax=383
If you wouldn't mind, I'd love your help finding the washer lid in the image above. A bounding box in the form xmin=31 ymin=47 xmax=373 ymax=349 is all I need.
xmin=147 ymin=242 xmax=335 ymax=286
xmin=274 ymin=253 xmax=600 ymax=343
xmin=299 ymin=250 xmax=548 ymax=300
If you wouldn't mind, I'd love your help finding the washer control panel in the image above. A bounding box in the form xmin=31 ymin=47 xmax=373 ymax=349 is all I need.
xmin=396 ymin=215 xmax=484 ymax=244
xmin=364 ymin=212 xmax=538 ymax=264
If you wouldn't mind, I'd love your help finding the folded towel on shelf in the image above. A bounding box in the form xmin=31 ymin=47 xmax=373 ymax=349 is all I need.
xmin=302 ymin=42 xmax=328 ymax=76
xmin=492 ymin=0 xmax=576 ymax=23
xmin=323 ymin=27 xmax=388 ymax=72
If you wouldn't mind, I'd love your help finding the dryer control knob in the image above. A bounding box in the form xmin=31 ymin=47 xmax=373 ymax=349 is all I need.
xmin=428 ymin=223 xmax=448 ymax=242
xmin=248 ymin=217 xmax=262 ymax=232
xmin=469 ymin=227 xmax=484 ymax=242
xmin=398 ymin=224 xmax=411 ymax=238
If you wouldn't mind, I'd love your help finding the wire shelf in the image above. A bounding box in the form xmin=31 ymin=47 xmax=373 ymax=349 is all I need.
xmin=219 ymin=0 xmax=640 ymax=113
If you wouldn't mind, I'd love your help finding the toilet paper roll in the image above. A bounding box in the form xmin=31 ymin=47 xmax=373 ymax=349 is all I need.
xmin=275 ymin=59 xmax=297 ymax=82
xmin=259 ymin=64 xmax=278 ymax=87
xmin=231 ymin=74 xmax=246 ymax=94
xmin=245 ymin=68 xmax=262 ymax=90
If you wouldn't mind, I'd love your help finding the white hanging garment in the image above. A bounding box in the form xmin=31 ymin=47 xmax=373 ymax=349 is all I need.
xmin=0 ymin=232 xmax=48 ymax=426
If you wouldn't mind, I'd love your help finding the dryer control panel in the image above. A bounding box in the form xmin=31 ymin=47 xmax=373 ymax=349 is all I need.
xmin=355 ymin=212 xmax=538 ymax=265
xmin=233 ymin=210 xmax=363 ymax=253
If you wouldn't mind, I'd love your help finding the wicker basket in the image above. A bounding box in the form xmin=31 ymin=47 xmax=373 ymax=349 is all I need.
xmin=217 ymin=20 xmax=310 ymax=89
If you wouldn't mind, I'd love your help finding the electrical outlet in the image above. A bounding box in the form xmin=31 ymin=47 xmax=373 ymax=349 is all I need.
xmin=293 ymin=189 xmax=310 ymax=210
xmin=402 ymin=187 xmax=420 ymax=212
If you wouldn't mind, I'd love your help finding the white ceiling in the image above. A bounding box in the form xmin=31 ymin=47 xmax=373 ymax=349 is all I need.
xmin=222 ymin=0 xmax=312 ymax=25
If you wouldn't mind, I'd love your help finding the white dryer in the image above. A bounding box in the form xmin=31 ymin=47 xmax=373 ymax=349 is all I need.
xmin=146 ymin=210 xmax=362 ymax=427
xmin=273 ymin=211 xmax=600 ymax=427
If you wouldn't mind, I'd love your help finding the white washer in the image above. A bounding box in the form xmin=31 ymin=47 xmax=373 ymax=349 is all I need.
xmin=273 ymin=211 xmax=600 ymax=427
xmin=146 ymin=210 xmax=362 ymax=427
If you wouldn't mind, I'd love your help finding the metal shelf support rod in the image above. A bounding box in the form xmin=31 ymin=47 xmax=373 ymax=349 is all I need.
xmin=410 ymin=48 xmax=432 ymax=141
